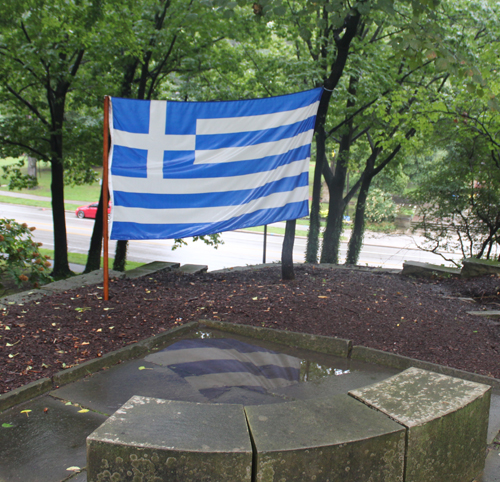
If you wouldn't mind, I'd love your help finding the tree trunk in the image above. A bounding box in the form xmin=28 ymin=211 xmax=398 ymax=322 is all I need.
xmin=113 ymin=240 xmax=128 ymax=272
xmin=50 ymin=156 xmax=72 ymax=278
xmin=306 ymin=128 xmax=327 ymax=263
xmin=320 ymin=131 xmax=351 ymax=264
xmin=84 ymin=185 xmax=105 ymax=273
xmin=281 ymin=219 xmax=296 ymax=280
xmin=346 ymin=179 xmax=371 ymax=265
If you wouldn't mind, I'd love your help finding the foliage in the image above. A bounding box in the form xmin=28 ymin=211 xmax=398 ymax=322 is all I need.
xmin=411 ymin=138 xmax=500 ymax=262
xmin=0 ymin=218 xmax=52 ymax=294
xmin=172 ymin=234 xmax=224 ymax=251
xmin=364 ymin=188 xmax=397 ymax=223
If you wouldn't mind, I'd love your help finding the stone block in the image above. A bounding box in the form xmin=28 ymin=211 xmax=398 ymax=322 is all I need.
xmin=245 ymin=395 xmax=405 ymax=482
xmin=87 ymin=397 xmax=252 ymax=481
xmin=402 ymin=261 xmax=460 ymax=278
xmin=349 ymin=367 xmax=491 ymax=482
xmin=462 ymin=257 xmax=500 ymax=278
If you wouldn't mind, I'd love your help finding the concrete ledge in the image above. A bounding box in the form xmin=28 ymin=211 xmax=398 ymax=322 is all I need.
xmin=200 ymin=320 xmax=351 ymax=358
xmin=87 ymin=397 xmax=253 ymax=482
xmin=246 ymin=395 xmax=405 ymax=481
xmin=40 ymin=269 xmax=125 ymax=294
xmin=125 ymin=261 xmax=179 ymax=279
xmin=351 ymin=345 xmax=500 ymax=389
xmin=177 ymin=264 xmax=208 ymax=274
xmin=462 ymin=258 xmax=500 ymax=278
xmin=350 ymin=367 xmax=491 ymax=482
xmin=402 ymin=261 xmax=461 ymax=278
xmin=0 ymin=377 xmax=52 ymax=413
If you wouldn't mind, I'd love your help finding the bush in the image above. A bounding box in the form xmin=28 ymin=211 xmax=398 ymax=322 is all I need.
xmin=0 ymin=218 xmax=53 ymax=294
xmin=365 ymin=189 xmax=397 ymax=223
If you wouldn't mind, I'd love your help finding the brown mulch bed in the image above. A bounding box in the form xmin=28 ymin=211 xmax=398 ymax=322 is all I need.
xmin=1 ymin=265 xmax=500 ymax=394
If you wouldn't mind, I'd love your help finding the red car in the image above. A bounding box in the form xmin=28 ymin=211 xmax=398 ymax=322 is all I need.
xmin=75 ymin=202 xmax=111 ymax=219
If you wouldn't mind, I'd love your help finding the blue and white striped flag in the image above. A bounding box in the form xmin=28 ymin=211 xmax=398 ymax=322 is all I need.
xmin=108 ymin=88 xmax=323 ymax=240
xmin=145 ymin=338 xmax=301 ymax=400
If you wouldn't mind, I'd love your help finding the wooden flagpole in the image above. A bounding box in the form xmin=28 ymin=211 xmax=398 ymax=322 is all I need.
xmin=103 ymin=96 xmax=110 ymax=301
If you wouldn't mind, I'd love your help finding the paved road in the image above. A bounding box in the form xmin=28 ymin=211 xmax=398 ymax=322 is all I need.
xmin=1 ymin=200 xmax=463 ymax=271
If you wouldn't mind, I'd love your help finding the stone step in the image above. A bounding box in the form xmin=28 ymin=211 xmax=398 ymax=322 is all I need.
xmin=125 ymin=261 xmax=180 ymax=279
xmin=177 ymin=264 xmax=208 ymax=275
xmin=402 ymin=261 xmax=461 ymax=278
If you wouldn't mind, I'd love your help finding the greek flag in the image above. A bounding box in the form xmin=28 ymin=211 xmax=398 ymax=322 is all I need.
xmin=108 ymin=88 xmax=323 ymax=240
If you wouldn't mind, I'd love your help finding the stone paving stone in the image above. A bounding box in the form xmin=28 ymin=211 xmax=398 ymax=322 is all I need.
xmin=245 ymin=394 xmax=405 ymax=482
xmin=480 ymin=448 xmax=500 ymax=482
xmin=87 ymin=397 xmax=252 ymax=482
xmin=210 ymin=386 xmax=287 ymax=405
xmin=350 ymin=367 xmax=491 ymax=482
xmin=488 ymin=390 xmax=500 ymax=444
xmin=0 ymin=396 xmax=106 ymax=482
xmin=51 ymin=358 xmax=207 ymax=416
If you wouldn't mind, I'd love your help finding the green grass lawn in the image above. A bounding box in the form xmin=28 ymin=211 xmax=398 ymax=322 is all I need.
xmin=0 ymin=157 xmax=102 ymax=203
xmin=38 ymin=248 xmax=145 ymax=271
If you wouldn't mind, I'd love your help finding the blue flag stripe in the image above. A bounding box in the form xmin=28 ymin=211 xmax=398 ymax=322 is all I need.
xmin=113 ymin=172 xmax=308 ymax=209
xmin=195 ymin=117 xmax=316 ymax=150
xmin=110 ymin=201 xmax=308 ymax=240
xmin=111 ymin=145 xmax=311 ymax=181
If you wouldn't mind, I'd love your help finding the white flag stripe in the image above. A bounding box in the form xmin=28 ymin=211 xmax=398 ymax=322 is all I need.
xmin=185 ymin=372 xmax=294 ymax=391
xmin=113 ymin=185 xmax=309 ymax=224
xmin=146 ymin=348 xmax=301 ymax=367
xmin=196 ymin=100 xmax=320 ymax=135
xmin=112 ymin=129 xmax=196 ymax=152
xmin=112 ymin=158 xmax=309 ymax=195
xmin=194 ymin=129 xmax=314 ymax=165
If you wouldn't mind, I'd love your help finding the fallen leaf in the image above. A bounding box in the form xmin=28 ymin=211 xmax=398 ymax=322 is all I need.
xmin=21 ymin=410 xmax=31 ymax=417
xmin=66 ymin=466 xmax=81 ymax=472
xmin=78 ymin=409 xmax=89 ymax=413
xmin=138 ymin=366 xmax=153 ymax=371
xmin=318 ymin=296 xmax=328 ymax=299
xmin=8 ymin=353 xmax=19 ymax=358
xmin=65 ymin=402 xmax=72 ymax=406
xmin=2 ymin=423 xmax=14 ymax=428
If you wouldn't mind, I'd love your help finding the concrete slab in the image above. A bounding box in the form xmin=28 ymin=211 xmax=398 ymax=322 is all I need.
xmin=0 ymin=396 xmax=106 ymax=482
xmin=462 ymin=258 xmax=500 ymax=278
xmin=488 ymin=389 xmax=500 ymax=444
xmin=478 ymin=448 xmax=500 ymax=482
xmin=350 ymin=367 xmax=491 ymax=482
xmin=402 ymin=261 xmax=461 ymax=278
xmin=245 ymin=395 xmax=405 ymax=481
xmin=40 ymin=269 xmax=124 ymax=294
xmin=51 ymin=358 xmax=207 ymax=416
xmin=178 ymin=264 xmax=208 ymax=274
xmin=87 ymin=397 xmax=252 ymax=482
xmin=125 ymin=261 xmax=179 ymax=279
xmin=209 ymin=386 xmax=287 ymax=405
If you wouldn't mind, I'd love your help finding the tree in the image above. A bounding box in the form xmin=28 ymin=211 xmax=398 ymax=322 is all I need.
xmin=85 ymin=0 xmax=235 ymax=273
xmin=0 ymin=0 xmax=107 ymax=278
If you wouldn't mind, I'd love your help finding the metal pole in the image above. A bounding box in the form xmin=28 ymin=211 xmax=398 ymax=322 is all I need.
xmin=103 ymin=96 xmax=110 ymax=301
xmin=263 ymin=225 xmax=267 ymax=264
